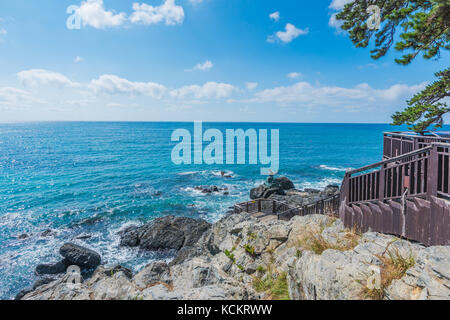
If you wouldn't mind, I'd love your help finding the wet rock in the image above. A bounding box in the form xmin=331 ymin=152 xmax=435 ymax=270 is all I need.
xmin=273 ymin=177 xmax=295 ymax=190
xmin=35 ymin=260 xmax=68 ymax=276
xmin=119 ymin=216 xmax=211 ymax=251
xmin=59 ymin=243 xmax=101 ymax=269
xmin=194 ymin=186 xmax=229 ymax=194
xmin=250 ymin=177 xmax=294 ymax=200
xmin=74 ymin=233 xmax=92 ymax=240
xmin=41 ymin=229 xmax=57 ymax=237
xmin=17 ymin=234 xmax=30 ymax=240
xmin=250 ymin=185 xmax=268 ymax=199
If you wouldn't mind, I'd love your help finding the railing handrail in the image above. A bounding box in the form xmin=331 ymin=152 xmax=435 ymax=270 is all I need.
xmin=343 ymin=142 xmax=450 ymax=205
xmin=234 ymin=193 xmax=341 ymax=218
xmin=347 ymin=142 xmax=450 ymax=176
xmin=346 ymin=145 xmax=433 ymax=176
xmin=384 ymin=131 xmax=450 ymax=140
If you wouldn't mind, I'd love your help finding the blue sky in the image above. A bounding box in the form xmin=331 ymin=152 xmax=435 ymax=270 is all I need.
xmin=0 ymin=0 xmax=448 ymax=123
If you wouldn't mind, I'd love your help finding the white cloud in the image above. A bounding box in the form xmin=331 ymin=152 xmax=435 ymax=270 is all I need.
xmin=245 ymin=82 xmax=258 ymax=91
xmin=248 ymin=81 xmax=427 ymax=105
xmin=90 ymin=74 xmax=166 ymax=98
xmin=287 ymin=72 xmax=302 ymax=79
xmin=328 ymin=0 xmax=353 ymax=32
xmin=329 ymin=0 xmax=353 ymax=10
xmin=0 ymin=28 xmax=6 ymax=35
xmin=328 ymin=13 xmax=344 ymax=31
xmin=74 ymin=56 xmax=84 ymax=63
xmin=268 ymin=23 xmax=309 ymax=43
xmin=17 ymin=69 xmax=80 ymax=88
xmin=269 ymin=11 xmax=280 ymax=22
xmin=171 ymin=82 xmax=235 ymax=99
xmin=130 ymin=0 xmax=184 ymax=26
xmin=78 ymin=0 xmax=127 ymax=29
xmin=187 ymin=60 xmax=214 ymax=72
xmin=0 ymin=87 xmax=41 ymax=109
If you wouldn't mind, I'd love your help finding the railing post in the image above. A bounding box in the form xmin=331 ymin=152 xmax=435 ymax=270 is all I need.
xmin=427 ymin=145 xmax=438 ymax=199
xmin=379 ymin=165 xmax=385 ymax=201
xmin=341 ymin=173 xmax=350 ymax=205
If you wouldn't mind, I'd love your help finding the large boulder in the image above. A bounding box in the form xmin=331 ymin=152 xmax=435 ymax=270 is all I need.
xmin=250 ymin=177 xmax=295 ymax=200
xmin=59 ymin=243 xmax=101 ymax=269
xmin=250 ymin=185 xmax=285 ymax=200
xmin=35 ymin=260 xmax=68 ymax=276
xmin=273 ymin=177 xmax=295 ymax=190
xmin=119 ymin=215 xmax=211 ymax=251
xmin=250 ymin=185 xmax=268 ymax=200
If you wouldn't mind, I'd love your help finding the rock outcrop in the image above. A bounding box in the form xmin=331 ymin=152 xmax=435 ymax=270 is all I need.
xmin=34 ymin=243 xmax=101 ymax=277
xmin=249 ymin=177 xmax=340 ymax=208
xmin=21 ymin=211 xmax=450 ymax=300
xmin=119 ymin=215 xmax=211 ymax=251
xmin=60 ymin=243 xmax=102 ymax=270
xmin=250 ymin=177 xmax=296 ymax=199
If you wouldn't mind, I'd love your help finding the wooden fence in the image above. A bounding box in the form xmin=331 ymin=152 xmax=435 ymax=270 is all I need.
xmin=341 ymin=143 xmax=450 ymax=246
xmin=233 ymin=194 xmax=340 ymax=221
xmin=383 ymin=132 xmax=450 ymax=159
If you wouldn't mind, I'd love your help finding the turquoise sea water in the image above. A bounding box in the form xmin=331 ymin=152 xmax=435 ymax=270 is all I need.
xmin=0 ymin=122 xmax=425 ymax=299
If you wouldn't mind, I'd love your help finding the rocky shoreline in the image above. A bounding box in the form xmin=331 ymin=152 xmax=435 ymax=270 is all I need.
xmin=17 ymin=178 xmax=450 ymax=300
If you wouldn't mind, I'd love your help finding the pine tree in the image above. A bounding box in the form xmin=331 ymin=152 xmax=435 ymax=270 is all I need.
xmin=336 ymin=0 xmax=449 ymax=132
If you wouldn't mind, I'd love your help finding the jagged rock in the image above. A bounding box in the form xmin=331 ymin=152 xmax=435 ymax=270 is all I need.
xmin=273 ymin=177 xmax=295 ymax=190
xmin=15 ymin=277 xmax=56 ymax=300
xmin=21 ymin=274 xmax=91 ymax=300
xmin=102 ymin=265 xmax=133 ymax=279
xmin=250 ymin=185 xmax=268 ymax=200
xmin=133 ymin=262 xmax=172 ymax=289
xmin=385 ymin=246 xmax=450 ymax=300
xmin=21 ymin=190 xmax=449 ymax=301
xmin=195 ymin=186 xmax=219 ymax=193
xmin=250 ymin=177 xmax=294 ymax=200
xmin=59 ymin=243 xmax=101 ymax=269
xmin=304 ymin=188 xmax=320 ymax=194
xmin=323 ymin=185 xmax=340 ymax=196
xmin=41 ymin=229 xmax=57 ymax=237
xmin=119 ymin=215 xmax=211 ymax=251
xmin=35 ymin=260 xmax=68 ymax=275
xmin=87 ymin=267 xmax=138 ymax=300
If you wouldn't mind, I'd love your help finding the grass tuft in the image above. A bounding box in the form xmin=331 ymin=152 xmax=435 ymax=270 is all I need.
xmin=361 ymin=247 xmax=415 ymax=300
xmin=252 ymin=267 xmax=290 ymax=300
xmin=297 ymin=228 xmax=360 ymax=255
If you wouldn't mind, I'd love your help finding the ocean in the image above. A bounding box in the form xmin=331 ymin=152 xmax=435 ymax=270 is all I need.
xmin=0 ymin=122 xmax=420 ymax=299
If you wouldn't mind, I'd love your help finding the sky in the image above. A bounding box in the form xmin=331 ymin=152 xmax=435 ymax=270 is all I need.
xmin=0 ymin=0 xmax=448 ymax=123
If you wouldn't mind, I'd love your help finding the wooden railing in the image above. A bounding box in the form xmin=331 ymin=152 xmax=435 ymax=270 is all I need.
xmin=234 ymin=194 xmax=340 ymax=221
xmin=383 ymin=132 xmax=450 ymax=159
xmin=342 ymin=143 xmax=450 ymax=205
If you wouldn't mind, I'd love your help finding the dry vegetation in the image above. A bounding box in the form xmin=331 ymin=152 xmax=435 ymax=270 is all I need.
xmin=252 ymin=264 xmax=290 ymax=300
xmin=297 ymin=225 xmax=361 ymax=255
xmin=361 ymin=247 xmax=416 ymax=300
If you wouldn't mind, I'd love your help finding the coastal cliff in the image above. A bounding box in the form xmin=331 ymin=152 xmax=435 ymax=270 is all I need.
xmin=20 ymin=214 xmax=449 ymax=300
